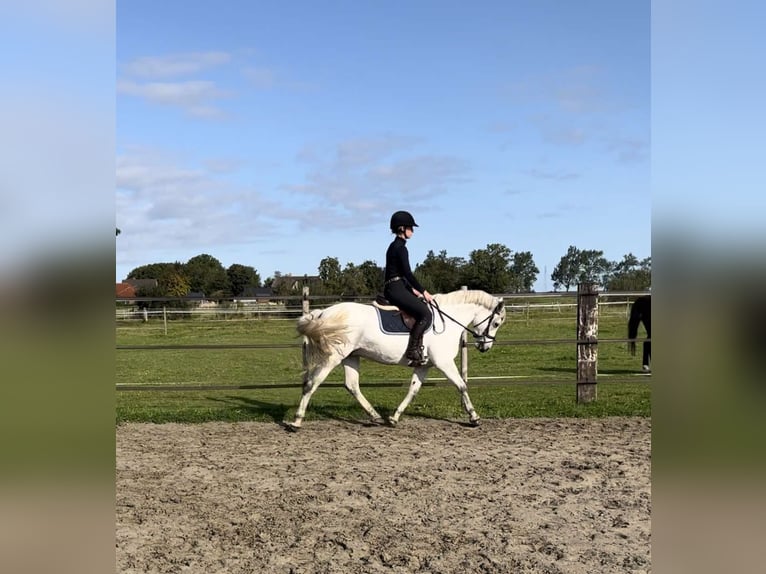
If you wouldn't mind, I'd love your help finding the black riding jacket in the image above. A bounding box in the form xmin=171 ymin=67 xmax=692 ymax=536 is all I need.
xmin=384 ymin=237 xmax=425 ymax=293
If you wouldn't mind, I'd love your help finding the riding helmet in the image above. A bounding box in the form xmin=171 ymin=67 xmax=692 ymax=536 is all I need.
xmin=390 ymin=210 xmax=419 ymax=231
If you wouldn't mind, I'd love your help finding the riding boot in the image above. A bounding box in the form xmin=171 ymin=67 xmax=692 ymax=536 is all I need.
xmin=405 ymin=319 xmax=428 ymax=366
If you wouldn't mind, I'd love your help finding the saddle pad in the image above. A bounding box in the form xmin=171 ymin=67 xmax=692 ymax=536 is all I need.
xmin=375 ymin=307 xmax=432 ymax=335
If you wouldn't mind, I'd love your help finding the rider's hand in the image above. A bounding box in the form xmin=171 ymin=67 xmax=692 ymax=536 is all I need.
xmin=422 ymin=290 xmax=434 ymax=303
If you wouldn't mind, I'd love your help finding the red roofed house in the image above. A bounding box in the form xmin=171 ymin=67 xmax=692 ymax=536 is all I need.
xmin=116 ymin=282 xmax=136 ymax=298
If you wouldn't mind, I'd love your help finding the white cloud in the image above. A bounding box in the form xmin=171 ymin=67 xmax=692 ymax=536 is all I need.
xmin=542 ymin=126 xmax=587 ymax=146
xmin=242 ymin=67 xmax=275 ymax=89
xmin=604 ymin=136 xmax=649 ymax=163
xmin=123 ymin=52 xmax=231 ymax=78
xmin=117 ymin=152 xmax=275 ymax=249
xmin=117 ymin=79 xmax=232 ymax=118
xmin=501 ymin=66 xmax=648 ymax=163
xmin=521 ymin=167 xmax=581 ymax=181
xmin=553 ymin=66 xmax=606 ymax=114
xmin=282 ymin=136 xmax=471 ymax=229
xmin=116 ymin=137 xmax=472 ymax=271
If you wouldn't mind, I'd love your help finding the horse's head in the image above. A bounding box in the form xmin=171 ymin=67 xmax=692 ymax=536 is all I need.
xmin=472 ymin=299 xmax=506 ymax=352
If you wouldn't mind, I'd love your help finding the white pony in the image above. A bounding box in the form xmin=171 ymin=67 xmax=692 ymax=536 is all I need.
xmin=285 ymin=289 xmax=506 ymax=430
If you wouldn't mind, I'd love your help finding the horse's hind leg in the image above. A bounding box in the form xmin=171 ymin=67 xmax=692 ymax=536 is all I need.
xmin=287 ymin=355 xmax=342 ymax=430
xmin=388 ymin=366 xmax=429 ymax=426
xmin=643 ymin=340 xmax=651 ymax=371
xmin=342 ymin=355 xmax=384 ymax=425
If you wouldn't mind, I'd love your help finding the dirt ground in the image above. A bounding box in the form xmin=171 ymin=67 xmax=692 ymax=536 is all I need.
xmin=116 ymin=417 xmax=651 ymax=574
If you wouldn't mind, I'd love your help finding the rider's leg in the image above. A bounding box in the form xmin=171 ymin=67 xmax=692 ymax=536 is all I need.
xmin=384 ymin=282 xmax=432 ymax=365
xmin=406 ymin=316 xmax=429 ymax=365
xmin=399 ymin=297 xmax=431 ymax=365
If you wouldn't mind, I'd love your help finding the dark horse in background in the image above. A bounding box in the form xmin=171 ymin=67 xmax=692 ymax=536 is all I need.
xmin=628 ymin=295 xmax=651 ymax=372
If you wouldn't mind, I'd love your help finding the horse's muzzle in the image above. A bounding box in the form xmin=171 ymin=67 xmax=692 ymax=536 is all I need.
xmin=477 ymin=341 xmax=492 ymax=353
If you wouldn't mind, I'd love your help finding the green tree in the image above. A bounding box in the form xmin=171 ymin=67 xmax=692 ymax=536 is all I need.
xmin=605 ymin=254 xmax=651 ymax=291
xmin=357 ymin=260 xmax=384 ymax=295
xmin=551 ymin=246 xmax=612 ymax=291
xmin=414 ymin=250 xmax=466 ymax=293
xmin=341 ymin=263 xmax=365 ymax=296
xmin=508 ymin=251 xmax=539 ymax=293
xmin=334 ymin=261 xmax=383 ymax=297
xmin=317 ymin=256 xmax=343 ymax=294
xmin=227 ymin=264 xmax=261 ymax=296
xmin=185 ymin=254 xmax=228 ymax=297
xmin=127 ymin=262 xmax=174 ymax=279
xmin=127 ymin=262 xmax=185 ymax=281
xmin=158 ymin=270 xmax=191 ymax=298
xmin=132 ymin=264 xmax=190 ymax=310
xmin=460 ymin=243 xmax=513 ymax=293
xmin=578 ymin=249 xmax=612 ymax=286
xmin=551 ymin=246 xmax=581 ymax=292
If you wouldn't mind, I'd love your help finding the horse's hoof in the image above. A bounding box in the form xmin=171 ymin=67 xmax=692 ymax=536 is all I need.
xmin=386 ymin=417 xmax=398 ymax=427
xmin=284 ymin=422 xmax=301 ymax=432
xmin=469 ymin=418 xmax=481 ymax=427
xmin=371 ymin=417 xmax=386 ymax=426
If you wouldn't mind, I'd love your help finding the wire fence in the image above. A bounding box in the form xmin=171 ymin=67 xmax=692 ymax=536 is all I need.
xmin=115 ymin=291 xmax=647 ymax=322
xmin=116 ymin=290 xmax=650 ymax=391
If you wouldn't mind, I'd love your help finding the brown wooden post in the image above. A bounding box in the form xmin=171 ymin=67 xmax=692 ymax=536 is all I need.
xmin=301 ymin=286 xmax=310 ymax=385
xmin=576 ymin=283 xmax=599 ymax=403
xmin=460 ymin=285 xmax=469 ymax=382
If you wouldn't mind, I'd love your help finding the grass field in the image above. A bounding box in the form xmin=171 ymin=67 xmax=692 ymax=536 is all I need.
xmin=116 ymin=300 xmax=651 ymax=423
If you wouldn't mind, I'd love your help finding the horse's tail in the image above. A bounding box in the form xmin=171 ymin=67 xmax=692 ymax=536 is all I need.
xmin=296 ymin=310 xmax=349 ymax=371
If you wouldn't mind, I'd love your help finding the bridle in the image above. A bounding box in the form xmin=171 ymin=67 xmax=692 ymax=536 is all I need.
xmin=429 ymin=299 xmax=504 ymax=343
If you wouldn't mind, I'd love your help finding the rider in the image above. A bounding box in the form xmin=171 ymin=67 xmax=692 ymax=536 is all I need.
xmin=383 ymin=210 xmax=434 ymax=366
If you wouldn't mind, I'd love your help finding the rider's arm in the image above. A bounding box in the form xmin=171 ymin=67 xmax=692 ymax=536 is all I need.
xmin=398 ymin=245 xmax=426 ymax=294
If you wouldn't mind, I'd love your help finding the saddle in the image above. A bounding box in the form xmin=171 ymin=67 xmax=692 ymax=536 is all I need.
xmin=372 ymin=294 xmax=426 ymax=334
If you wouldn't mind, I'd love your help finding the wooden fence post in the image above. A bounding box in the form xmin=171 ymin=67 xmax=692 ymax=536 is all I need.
xmin=460 ymin=285 xmax=469 ymax=382
xmin=576 ymin=283 xmax=599 ymax=403
xmin=302 ymin=286 xmax=310 ymax=315
xmin=301 ymin=286 xmax=310 ymax=385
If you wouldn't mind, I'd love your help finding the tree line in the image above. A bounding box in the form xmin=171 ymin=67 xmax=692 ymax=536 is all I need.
xmin=122 ymin=244 xmax=650 ymax=300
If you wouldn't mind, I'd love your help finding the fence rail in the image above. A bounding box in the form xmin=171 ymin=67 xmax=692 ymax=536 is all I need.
xmin=115 ymin=291 xmax=648 ymax=321
xmin=116 ymin=286 xmax=650 ymax=399
xmin=116 ymin=336 xmax=649 ymax=351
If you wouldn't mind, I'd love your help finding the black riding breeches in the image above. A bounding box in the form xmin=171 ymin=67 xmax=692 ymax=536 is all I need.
xmin=384 ymin=280 xmax=432 ymax=329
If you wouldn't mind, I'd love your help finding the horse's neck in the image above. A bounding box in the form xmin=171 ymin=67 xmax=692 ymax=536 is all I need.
xmin=443 ymin=303 xmax=481 ymax=325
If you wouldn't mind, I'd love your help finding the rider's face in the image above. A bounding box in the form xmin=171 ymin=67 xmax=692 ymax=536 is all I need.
xmin=404 ymin=226 xmax=414 ymax=238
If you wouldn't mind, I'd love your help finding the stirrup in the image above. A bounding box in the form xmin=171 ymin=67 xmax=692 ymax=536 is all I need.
xmin=406 ymin=347 xmax=427 ymax=366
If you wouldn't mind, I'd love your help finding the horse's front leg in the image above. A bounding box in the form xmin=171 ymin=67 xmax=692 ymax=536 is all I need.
xmin=387 ymin=366 xmax=429 ymax=426
xmin=342 ymin=355 xmax=384 ymax=424
xmin=438 ymin=361 xmax=481 ymax=426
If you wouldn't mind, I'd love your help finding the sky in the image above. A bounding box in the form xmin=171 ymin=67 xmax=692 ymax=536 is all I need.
xmin=116 ymin=0 xmax=649 ymax=292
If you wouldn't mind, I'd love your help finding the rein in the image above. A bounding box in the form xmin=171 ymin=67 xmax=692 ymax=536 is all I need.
xmin=429 ymin=299 xmax=501 ymax=341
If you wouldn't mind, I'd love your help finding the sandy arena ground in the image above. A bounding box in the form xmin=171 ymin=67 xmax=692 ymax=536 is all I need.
xmin=116 ymin=417 xmax=651 ymax=573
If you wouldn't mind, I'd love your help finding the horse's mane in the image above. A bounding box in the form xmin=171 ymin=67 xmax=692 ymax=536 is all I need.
xmin=433 ymin=289 xmax=498 ymax=309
